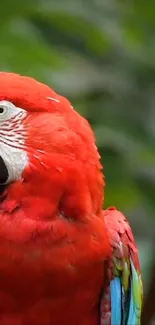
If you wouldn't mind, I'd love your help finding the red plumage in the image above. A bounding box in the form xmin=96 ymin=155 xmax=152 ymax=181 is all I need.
xmin=0 ymin=72 xmax=142 ymax=325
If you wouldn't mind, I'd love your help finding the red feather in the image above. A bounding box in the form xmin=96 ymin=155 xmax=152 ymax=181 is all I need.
xmin=0 ymin=73 xmax=142 ymax=325
xmin=0 ymin=72 xmax=112 ymax=324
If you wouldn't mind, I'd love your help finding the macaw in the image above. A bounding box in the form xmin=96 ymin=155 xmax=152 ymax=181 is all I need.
xmin=0 ymin=72 xmax=142 ymax=325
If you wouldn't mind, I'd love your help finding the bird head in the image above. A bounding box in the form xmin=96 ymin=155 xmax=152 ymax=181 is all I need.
xmin=0 ymin=72 xmax=104 ymax=221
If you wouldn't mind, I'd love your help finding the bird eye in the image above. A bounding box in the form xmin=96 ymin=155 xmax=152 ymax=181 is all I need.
xmin=0 ymin=106 xmax=5 ymax=114
xmin=0 ymin=101 xmax=26 ymax=121
xmin=0 ymin=103 xmax=12 ymax=120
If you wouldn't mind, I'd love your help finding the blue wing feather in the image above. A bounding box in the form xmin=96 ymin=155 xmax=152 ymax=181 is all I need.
xmin=110 ymin=278 xmax=122 ymax=324
xmin=110 ymin=264 xmax=140 ymax=325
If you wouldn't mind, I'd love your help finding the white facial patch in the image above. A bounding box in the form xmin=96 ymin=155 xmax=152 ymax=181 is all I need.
xmin=0 ymin=100 xmax=28 ymax=184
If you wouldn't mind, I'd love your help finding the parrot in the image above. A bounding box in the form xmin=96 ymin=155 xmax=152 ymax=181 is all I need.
xmin=0 ymin=72 xmax=142 ymax=325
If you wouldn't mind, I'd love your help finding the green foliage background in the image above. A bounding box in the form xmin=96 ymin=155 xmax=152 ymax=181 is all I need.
xmin=1 ymin=0 xmax=155 ymax=305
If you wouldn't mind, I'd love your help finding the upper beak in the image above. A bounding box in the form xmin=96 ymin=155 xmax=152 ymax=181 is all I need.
xmin=0 ymin=156 xmax=9 ymax=185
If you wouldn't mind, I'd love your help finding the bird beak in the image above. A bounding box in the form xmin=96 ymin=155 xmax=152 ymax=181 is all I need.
xmin=0 ymin=156 xmax=9 ymax=185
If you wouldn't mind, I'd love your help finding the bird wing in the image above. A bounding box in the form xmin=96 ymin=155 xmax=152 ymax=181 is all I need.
xmin=100 ymin=207 xmax=143 ymax=325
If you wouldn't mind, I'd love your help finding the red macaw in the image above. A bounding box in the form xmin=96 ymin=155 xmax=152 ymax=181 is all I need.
xmin=0 ymin=72 xmax=142 ymax=325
